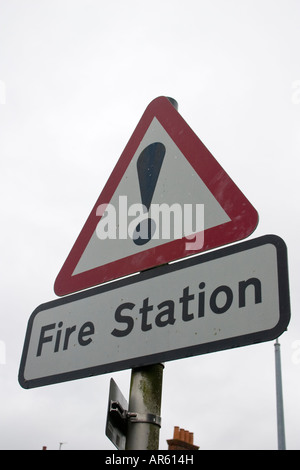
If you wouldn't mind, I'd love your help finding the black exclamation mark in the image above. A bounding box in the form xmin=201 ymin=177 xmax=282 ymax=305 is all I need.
xmin=133 ymin=142 xmax=166 ymax=245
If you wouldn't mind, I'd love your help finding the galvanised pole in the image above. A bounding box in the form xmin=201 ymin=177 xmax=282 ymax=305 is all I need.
xmin=274 ymin=339 xmax=286 ymax=450
xmin=125 ymin=364 xmax=164 ymax=450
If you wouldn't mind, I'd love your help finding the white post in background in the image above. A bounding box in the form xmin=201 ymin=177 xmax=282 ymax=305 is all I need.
xmin=274 ymin=339 xmax=286 ymax=450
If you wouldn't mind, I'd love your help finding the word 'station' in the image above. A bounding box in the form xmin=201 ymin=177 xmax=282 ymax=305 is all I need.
xmin=111 ymin=278 xmax=262 ymax=338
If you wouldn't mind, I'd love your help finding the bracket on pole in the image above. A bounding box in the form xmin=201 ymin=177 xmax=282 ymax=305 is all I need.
xmin=127 ymin=411 xmax=162 ymax=428
xmin=109 ymin=400 xmax=161 ymax=428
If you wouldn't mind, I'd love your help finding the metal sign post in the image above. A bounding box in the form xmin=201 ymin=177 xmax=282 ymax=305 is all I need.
xmin=125 ymin=364 xmax=163 ymax=450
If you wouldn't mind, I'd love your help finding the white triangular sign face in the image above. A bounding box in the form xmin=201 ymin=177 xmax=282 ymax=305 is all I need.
xmin=73 ymin=117 xmax=230 ymax=275
xmin=55 ymin=97 xmax=258 ymax=296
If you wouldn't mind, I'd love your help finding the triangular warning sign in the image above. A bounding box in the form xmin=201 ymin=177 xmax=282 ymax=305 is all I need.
xmin=54 ymin=96 xmax=258 ymax=296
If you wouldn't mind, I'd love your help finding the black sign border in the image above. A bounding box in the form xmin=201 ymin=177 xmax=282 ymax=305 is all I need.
xmin=19 ymin=234 xmax=290 ymax=389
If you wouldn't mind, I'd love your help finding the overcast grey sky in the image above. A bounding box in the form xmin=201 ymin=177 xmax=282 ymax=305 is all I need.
xmin=0 ymin=0 xmax=300 ymax=450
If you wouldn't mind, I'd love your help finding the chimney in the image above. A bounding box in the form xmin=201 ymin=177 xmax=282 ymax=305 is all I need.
xmin=167 ymin=426 xmax=199 ymax=450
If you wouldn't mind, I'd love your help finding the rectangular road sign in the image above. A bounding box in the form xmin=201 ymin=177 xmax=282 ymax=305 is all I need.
xmin=19 ymin=235 xmax=290 ymax=389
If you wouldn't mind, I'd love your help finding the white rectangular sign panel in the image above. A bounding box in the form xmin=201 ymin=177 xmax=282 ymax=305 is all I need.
xmin=19 ymin=235 xmax=290 ymax=389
